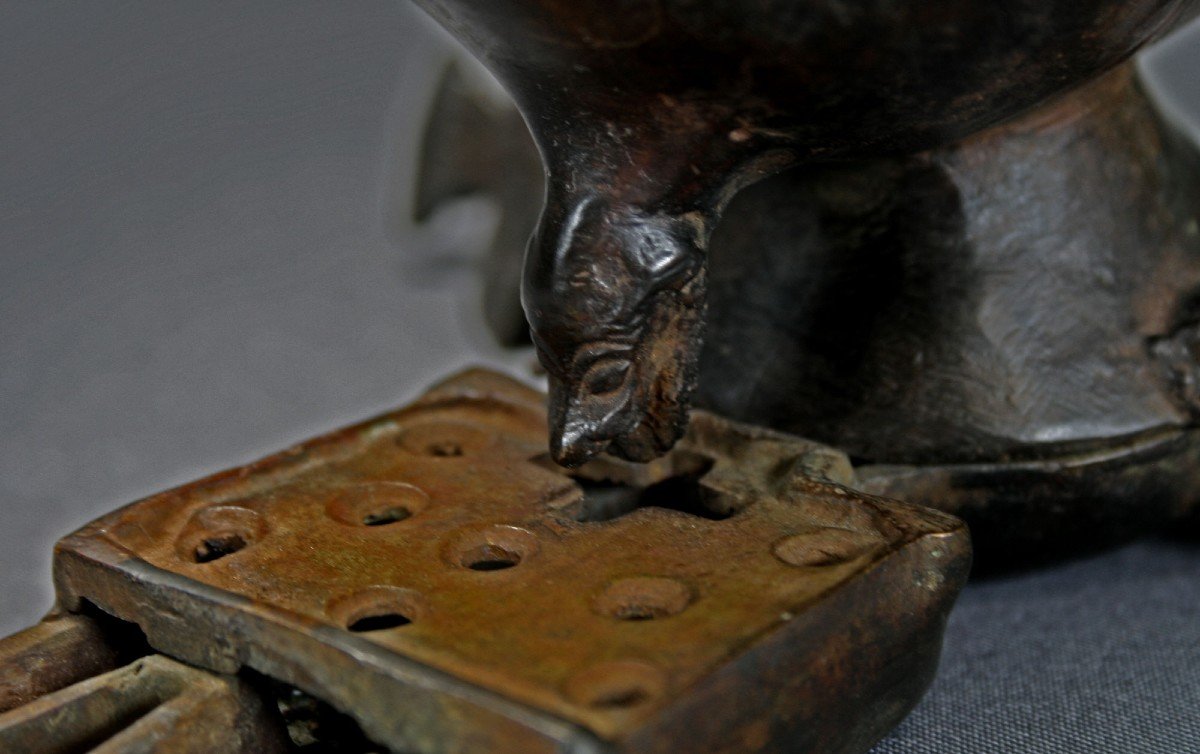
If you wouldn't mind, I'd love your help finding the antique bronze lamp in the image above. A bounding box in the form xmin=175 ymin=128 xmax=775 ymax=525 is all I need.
xmin=1 ymin=2 xmax=1196 ymax=752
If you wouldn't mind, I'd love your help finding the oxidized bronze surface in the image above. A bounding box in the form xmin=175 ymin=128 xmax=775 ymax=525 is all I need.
xmin=411 ymin=0 xmax=1200 ymax=468
xmin=40 ymin=369 xmax=969 ymax=753
xmin=414 ymin=56 xmax=1200 ymax=567
xmin=699 ymin=62 xmax=1200 ymax=566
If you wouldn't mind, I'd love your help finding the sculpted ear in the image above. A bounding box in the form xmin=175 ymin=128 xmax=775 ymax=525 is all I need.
xmin=613 ymin=210 xmax=707 ymax=290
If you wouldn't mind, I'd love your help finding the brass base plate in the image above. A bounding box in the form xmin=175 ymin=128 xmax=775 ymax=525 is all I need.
xmin=52 ymin=369 xmax=969 ymax=753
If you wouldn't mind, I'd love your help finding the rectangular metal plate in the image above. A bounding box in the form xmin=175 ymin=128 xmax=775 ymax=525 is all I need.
xmin=52 ymin=368 xmax=969 ymax=753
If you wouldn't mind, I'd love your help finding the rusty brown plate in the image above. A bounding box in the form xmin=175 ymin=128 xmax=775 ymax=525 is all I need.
xmin=50 ymin=368 xmax=969 ymax=753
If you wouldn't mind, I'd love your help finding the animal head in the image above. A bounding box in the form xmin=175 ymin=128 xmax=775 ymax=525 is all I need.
xmin=523 ymin=195 xmax=708 ymax=466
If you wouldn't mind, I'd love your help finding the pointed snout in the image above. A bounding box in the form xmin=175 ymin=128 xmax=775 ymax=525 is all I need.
xmin=545 ymin=358 xmax=695 ymax=467
xmin=546 ymin=376 xmax=630 ymax=467
xmin=549 ymin=418 xmax=606 ymax=467
xmin=524 ymin=190 xmax=712 ymax=468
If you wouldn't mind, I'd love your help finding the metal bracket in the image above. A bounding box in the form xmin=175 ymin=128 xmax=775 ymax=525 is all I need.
xmin=0 ymin=615 xmax=288 ymax=752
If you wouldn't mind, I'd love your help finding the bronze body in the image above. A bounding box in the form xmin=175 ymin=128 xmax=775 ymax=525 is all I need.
xmin=412 ymin=0 xmax=1200 ymax=469
xmin=702 ymin=65 xmax=1200 ymax=565
xmin=413 ymin=12 xmax=1200 ymax=564
xmin=5 ymin=4 xmax=1198 ymax=749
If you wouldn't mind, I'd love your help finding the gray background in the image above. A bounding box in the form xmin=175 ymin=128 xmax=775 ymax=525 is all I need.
xmin=1 ymin=3 xmax=1197 ymax=751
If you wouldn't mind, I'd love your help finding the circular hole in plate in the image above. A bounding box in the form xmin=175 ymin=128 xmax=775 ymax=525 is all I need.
xmin=443 ymin=525 xmax=539 ymax=572
xmin=773 ymin=527 xmax=882 ymax=567
xmin=194 ymin=532 xmax=247 ymax=563
xmin=461 ymin=544 xmax=521 ymax=571
xmin=593 ymin=577 xmax=692 ymax=621
xmin=325 ymin=482 xmax=429 ymax=527
xmin=563 ymin=661 xmax=666 ymax=710
xmin=396 ymin=420 xmax=495 ymax=458
xmin=326 ymin=586 xmax=425 ymax=633
xmin=363 ymin=507 xmax=410 ymax=526
xmin=174 ymin=505 xmax=267 ymax=564
xmin=347 ymin=612 xmax=410 ymax=632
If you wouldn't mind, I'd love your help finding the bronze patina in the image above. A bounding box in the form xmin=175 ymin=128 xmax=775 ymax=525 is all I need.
xmin=8 ymin=2 xmax=1199 ymax=750
xmin=410 ymin=0 xmax=1200 ymax=471
xmin=414 ymin=26 xmax=1200 ymax=567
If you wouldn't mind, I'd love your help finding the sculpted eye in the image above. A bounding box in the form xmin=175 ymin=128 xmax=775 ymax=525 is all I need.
xmin=581 ymin=358 xmax=631 ymax=397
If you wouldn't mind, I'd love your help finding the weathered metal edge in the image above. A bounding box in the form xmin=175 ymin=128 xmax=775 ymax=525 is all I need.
xmin=623 ymin=524 xmax=971 ymax=753
xmin=51 ymin=536 xmax=607 ymax=754
xmin=857 ymin=426 xmax=1200 ymax=567
xmin=51 ymin=509 xmax=968 ymax=754
xmin=44 ymin=370 xmax=971 ymax=752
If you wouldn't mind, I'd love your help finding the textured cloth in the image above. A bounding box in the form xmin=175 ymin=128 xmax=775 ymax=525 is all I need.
xmin=872 ymin=540 xmax=1200 ymax=753
xmin=1 ymin=3 xmax=1198 ymax=751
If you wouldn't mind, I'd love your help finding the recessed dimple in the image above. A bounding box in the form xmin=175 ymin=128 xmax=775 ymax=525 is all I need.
xmin=593 ymin=577 xmax=692 ymax=620
xmin=462 ymin=545 xmax=520 ymax=571
xmin=193 ymin=533 xmax=247 ymax=563
xmin=565 ymin=453 xmax=739 ymax=522
xmin=326 ymin=586 xmax=425 ymax=633
xmin=773 ymin=527 xmax=883 ymax=567
xmin=563 ymin=660 xmax=666 ymax=710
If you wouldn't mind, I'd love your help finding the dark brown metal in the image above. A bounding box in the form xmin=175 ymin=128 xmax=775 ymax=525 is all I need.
xmin=0 ymin=614 xmax=122 ymax=715
xmin=701 ymin=65 xmax=1200 ymax=466
xmin=42 ymin=368 xmax=969 ymax=753
xmin=413 ymin=53 xmax=1200 ymax=567
xmin=410 ymin=0 xmax=1199 ymax=467
xmin=698 ymin=62 xmax=1200 ymax=566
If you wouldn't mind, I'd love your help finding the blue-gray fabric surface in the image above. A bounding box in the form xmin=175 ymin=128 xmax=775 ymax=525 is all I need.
xmin=1 ymin=3 xmax=1197 ymax=751
xmin=873 ymin=540 xmax=1200 ymax=753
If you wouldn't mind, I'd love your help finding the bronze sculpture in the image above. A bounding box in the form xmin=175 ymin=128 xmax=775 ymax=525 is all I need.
xmin=413 ymin=2 xmax=1200 ymax=565
xmin=412 ymin=0 xmax=1200 ymax=472
xmin=2 ymin=2 xmax=1197 ymax=751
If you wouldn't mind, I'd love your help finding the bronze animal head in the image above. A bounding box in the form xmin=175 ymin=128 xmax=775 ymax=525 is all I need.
xmin=524 ymin=193 xmax=707 ymax=466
